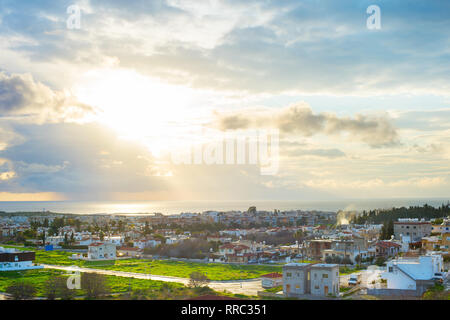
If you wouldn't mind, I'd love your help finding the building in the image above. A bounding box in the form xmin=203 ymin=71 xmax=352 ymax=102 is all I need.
xmin=87 ymin=242 xmax=117 ymax=260
xmin=0 ymin=247 xmax=43 ymax=271
xmin=394 ymin=219 xmax=432 ymax=242
xmin=381 ymin=255 xmax=444 ymax=296
xmin=375 ymin=241 xmax=401 ymax=257
xmin=306 ymin=240 xmax=332 ymax=260
xmin=261 ymin=273 xmax=283 ymax=288
xmin=310 ymin=264 xmax=339 ymax=296
xmin=283 ymin=263 xmax=312 ymax=297
xmin=218 ymin=243 xmax=257 ymax=263
xmin=421 ymin=236 xmax=442 ymax=252
xmin=282 ymin=263 xmax=340 ymax=297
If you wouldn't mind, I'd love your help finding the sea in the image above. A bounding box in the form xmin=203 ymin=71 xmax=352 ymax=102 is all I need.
xmin=0 ymin=198 xmax=449 ymax=215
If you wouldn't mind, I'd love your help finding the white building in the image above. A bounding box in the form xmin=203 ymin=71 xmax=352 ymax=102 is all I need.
xmin=382 ymin=255 xmax=444 ymax=294
xmin=0 ymin=247 xmax=43 ymax=271
xmin=87 ymin=242 xmax=117 ymax=260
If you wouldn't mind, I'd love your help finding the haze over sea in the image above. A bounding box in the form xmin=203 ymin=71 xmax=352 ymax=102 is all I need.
xmin=0 ymin=198 xmax=449 ymax=215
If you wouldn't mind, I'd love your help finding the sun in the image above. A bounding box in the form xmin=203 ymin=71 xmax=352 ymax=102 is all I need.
xmin=74 ymin=68 xmax=194 ymax=156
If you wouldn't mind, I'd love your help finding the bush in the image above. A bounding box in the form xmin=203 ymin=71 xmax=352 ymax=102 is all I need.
xmin=6 ymin=281 xmax=37 ymax=300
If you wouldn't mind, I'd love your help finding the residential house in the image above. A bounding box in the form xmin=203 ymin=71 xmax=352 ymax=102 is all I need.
xmin=381 ymin=255 xmax=444 ymax=296
xmin=310 ymin=264 xmax=340 ymax=296
xmin=87 ymin=242 xmax=117 ymax=260
xmin=376 ymin=241 xmax=401 ymax=258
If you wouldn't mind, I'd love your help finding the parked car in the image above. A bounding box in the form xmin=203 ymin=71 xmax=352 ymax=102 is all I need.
xmin=348 ymin=274 xmax=362 ymax=286
xmin=431 ymin=272 xmax=447 ymax=283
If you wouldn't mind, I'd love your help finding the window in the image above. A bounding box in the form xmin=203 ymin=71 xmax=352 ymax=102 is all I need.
xmin=389 ymin=267 xmax=393 ymax=272
xmin=286 ymin=272 xmax=292 ymax=277
xmin=308 ymin=272 xmax=310 ymax=280
xmin=295 ymin=285 xmax=300 ymax=289
xmin=323 ymin=274 xmax=328 ymax=278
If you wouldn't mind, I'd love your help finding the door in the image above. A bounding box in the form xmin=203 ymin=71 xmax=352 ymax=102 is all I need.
xmin=286 ymin=284 xmax=291 ymax=294
xmin=324 ymin=286 xmax=328 ymax=295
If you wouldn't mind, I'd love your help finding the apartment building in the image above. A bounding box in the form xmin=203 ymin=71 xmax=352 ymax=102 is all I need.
xmin=394 ymin=219 xmax=432 ymax=242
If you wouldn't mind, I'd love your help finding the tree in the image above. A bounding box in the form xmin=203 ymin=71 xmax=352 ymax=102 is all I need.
xmin=189 ymin=272 xmax=210 ymax=288
xmin=81 ymin=273 xmax=109 ymax=299
xmin=6 ymin=281 xmax=37 ymax=300
xmin=40 ymin=230 xmax=46 ymax=246
xmin=99 ymin=231 xmax=105 ymax=241
xmin=144 ymin=221 xmax=151 ymax=235
xmin=45 ymin=276 xmax=76 ymax=300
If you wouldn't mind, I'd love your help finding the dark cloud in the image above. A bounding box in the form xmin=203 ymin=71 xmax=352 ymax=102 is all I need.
xmin=215 ymin=103 xmax=399 ymax=148
xmin=0 ymin=72 xmax=94 ymax=122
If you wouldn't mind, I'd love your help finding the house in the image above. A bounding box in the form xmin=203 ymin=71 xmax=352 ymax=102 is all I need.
xmin=376 ymin=241 xmax=401 ymax=257
xmin=0 ymin=247 xmax=43 ymax=271
xmin=394 ymin=219 xmax=432 ymax=242
xmin=87 ymin=242 xmax=117 ymax=260
xmin=261 ymin=273 xmax=283 ymax=288
xmin=218 ymin=243 xmax=257 ymax=263
xmin=134 ymin=238 xmax=161 ymax=249
xmin=283 ymin=263 xmax=312 ymax=297
xmin=310 ymin=264 xmax=340 ymax=296
xmin=381 ymin=255 xmax=444 ymax=296
xmin=421 ymin=236 xmax=442 ymax=252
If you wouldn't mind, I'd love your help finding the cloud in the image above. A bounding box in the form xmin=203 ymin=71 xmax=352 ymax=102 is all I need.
xmin=0 ymin=71 xmax=94 ymax=123
xmin=215 ymin=102 xmax=399 ymax=147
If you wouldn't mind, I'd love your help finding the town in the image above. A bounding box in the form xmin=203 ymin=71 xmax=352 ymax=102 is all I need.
xmin=0 ymin=204 xmax=449 ymax=300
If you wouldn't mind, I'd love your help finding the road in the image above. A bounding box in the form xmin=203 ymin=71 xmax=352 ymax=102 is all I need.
xmin=339 ymin=267 xmax=384 ymax=289
xmin=42 ymin=264 xmax=263 ymax=296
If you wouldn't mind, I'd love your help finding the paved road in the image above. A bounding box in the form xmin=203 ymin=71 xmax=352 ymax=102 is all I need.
xmin=42 ymin=264 xmax=263 ymax=296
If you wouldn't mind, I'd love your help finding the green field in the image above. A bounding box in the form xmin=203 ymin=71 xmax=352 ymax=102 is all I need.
xmin=0 ymin=269 xmax=186 ymax=298
xmin=2 ymin=245 xmax=282 ymax=280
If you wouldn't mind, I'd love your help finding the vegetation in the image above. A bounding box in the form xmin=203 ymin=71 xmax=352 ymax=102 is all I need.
xmin=2 ymin=245 xmax=282 ymax=280
xmin=188 ymin=271 xmax=210 ymax=288
xmin=352 ymin=203 xmax=450 ymax=225
xmin=144 ymin=239 xmax=218 ymax=259
xmin=81 ymin=273 xmax=109 ymax=299
xmin=422 ymin=283 xmax=450 ymax=300
xmin=264 ymin=285 xmax=282 ymax=293
xmin=6 ymin=281 xmax=37 ymax=300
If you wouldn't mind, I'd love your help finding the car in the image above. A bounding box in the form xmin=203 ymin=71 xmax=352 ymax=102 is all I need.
xmin=431 ymin=272 xmax=446 ymax=283
xmin=348 ymin=274 xmax=362 ymax=286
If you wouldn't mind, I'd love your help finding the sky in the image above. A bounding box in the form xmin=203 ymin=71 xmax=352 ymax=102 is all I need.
xmin=0 ymin=0 xmax=449 ymax=201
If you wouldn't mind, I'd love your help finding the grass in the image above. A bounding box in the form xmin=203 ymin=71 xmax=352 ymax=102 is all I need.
xmin=339 ymin=266 xmax=366 ymax=275
xmin=2 ymin=245 xmax=282 ymax=280
xmin=264 ymin=285 xmax=282 ymax=293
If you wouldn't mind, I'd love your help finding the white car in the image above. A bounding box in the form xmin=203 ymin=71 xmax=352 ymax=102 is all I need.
xmin=348 ymin=274 xmax=362 ymax=286
xmin=431 ymin=272 xmax=447 ymax=283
